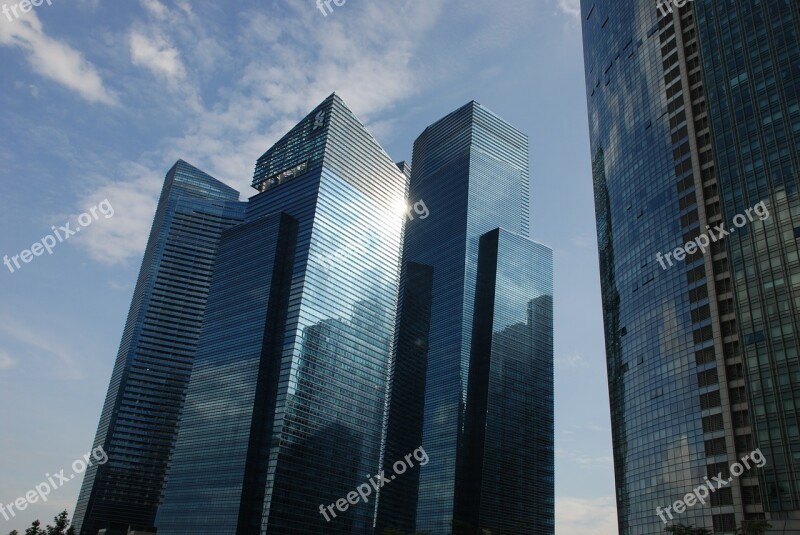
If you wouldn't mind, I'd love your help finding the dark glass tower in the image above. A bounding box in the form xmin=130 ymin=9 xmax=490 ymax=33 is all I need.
xmin=72 ymin=160 xmax=246 ymax=535
xmin=155 ymin=94 xmax=407 ymax=534
xmin=582 ymin=0 xmax=800 ymax=532
xmin=377 ymin=102 xmax=554 ymax=535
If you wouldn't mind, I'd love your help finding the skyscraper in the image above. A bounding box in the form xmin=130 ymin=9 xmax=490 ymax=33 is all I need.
xmin=155 ymin=94 xmax=407 ymax=534
xmin=582 ymin=0 xmax=800 ymax=532
xmin=377 ymin=102 xmax=554 ymax=535
xmin=72 ymin=161 xmax=246 ymax=535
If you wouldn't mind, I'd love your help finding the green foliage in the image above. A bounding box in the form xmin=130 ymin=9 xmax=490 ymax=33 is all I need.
xmin=45 ymin=511 xmax=74 ymax=535
xmin=8 ymin=510 xmax=75 ymax=535
xmin=24 ymin=520 xmax=44 ymax=535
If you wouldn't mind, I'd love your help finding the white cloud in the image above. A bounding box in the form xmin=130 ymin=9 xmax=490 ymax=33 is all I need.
xmin=0 ymin=350 xmax=16 ymax=371
xmin=129 ymin=0 xmax=201 ymax=108
xmin=556 ymin=496 xmax=619 ymax=535
xmin=557 ymin=352 xmax=588 ymax=368
xmin=73 ymin=161 xmax=164 ymax=265
xmin=129 ymin=30 xmax=187 ymax=86
xmin=571 ymin=232 xmax=595 ymax=247
xmin=0 ymin=318 xmax=82 ymax=379
xmin=71 ymin=0 xmax=547 ymax=263
xmin=0 ymin=11 xmax=116 ymax=105
xmin=107 ymin=281 xmax=131 ymax=291
xmin=141 ymin=0 xmax=169 ymax=19
xmin=556 ymin=0 xmax=581 ymax=18
xmin=556 ymin=448 xmax=613 ymax=466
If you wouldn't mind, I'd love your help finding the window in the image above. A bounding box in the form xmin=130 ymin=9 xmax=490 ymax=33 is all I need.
xmin=700 ymin=390 xmax=721 ymax=409
xmin=705 ymin=437 xmax=727 ymax=456
xmin=713 ymin=514 xmax=736 ymax=532
xmin=702 ymin=413 xmax=724 ymax=432
xmin=732 ymin=409 xmax=750 ymax=428
xmin=698 ymin=368 xmax=719 ymax=387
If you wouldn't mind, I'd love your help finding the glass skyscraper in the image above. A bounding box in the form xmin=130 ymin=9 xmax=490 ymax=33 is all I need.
xmin=582 ymin=0 xmax=800 ymax=532
xmin=155 ymin=93 xmax=407 ymax=534
xmin=377 ymin=102 xmax=554 ymax=535
xmin=72 ymin=160 xmax=246 ymax=535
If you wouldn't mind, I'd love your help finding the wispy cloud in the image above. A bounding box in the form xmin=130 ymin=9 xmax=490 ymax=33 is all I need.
xmin=141 ymin=0 xmax=169 ymax=19
xmin=571 ymin=232 xmax=595 ymax=247
xmin=128 ymin=0 xmax=202 ymax=109
xmin=0 ymin=11 xmax=116 ymax=105
xmin=563 ymin=423 xmax=610 ymax=434
xmin=0 ymin=317 xmax=82 ymax=379
xmin=556 ymin=496 xmax=618 ymax=535
xmin=73 ymin=161 xmax=164 ymax=265
xmin=557 ymin=352 xmax=588 ymax=368
xmin=556 ymin=0 xmax=581 ymax=18
xmin=63 ymin=0 xmax=550 ymax=265
xmin=557 ymin=448 xmax=613 ymax=466
xmin=129 ymin=30 xmax=187 ymax=87
xmin=0 ymin=350 xmax=16 ymax=371
xmin=70 ymin=0 xmax=448 ymax=263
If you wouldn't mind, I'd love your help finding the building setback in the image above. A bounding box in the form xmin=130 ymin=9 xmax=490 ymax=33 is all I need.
xmin=72 ymin=161 xmax=246 ymax=535
xmin=581 ymin=0 xmax=800 ymax=532
xmin=377 ymin=102 xmax=554 ymax=535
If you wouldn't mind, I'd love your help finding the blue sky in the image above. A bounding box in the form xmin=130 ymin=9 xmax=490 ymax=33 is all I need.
xmin=0 ymin=0 xmax=617 ymax=533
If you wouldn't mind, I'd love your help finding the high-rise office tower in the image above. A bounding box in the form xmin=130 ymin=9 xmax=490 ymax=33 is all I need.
xmin=582 ymin=0 xmax=800 ymax=532
xmin=155 ymin=94 xmax=407 ymax=534
xmin=72 ymin=161 xmax=246 ymax=535
xmin=377 ymin=102 xmax=554 ymax=535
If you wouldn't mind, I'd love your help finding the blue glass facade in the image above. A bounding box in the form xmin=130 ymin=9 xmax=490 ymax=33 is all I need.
xmin=155 ymin=94 xmax=407 ymax=534
xmin=695 ymin=0 xmax=800 ymax=526
xmin=72 ymin=160 xmax=245 ymax=535
xmin=155 ymin=212 xmax=298 ymax=534
xmin=582 ymin=0 xmax=800 ymax=532
xmin=455 ymin=229 xmax=553 ymax=534
xmin=378 ymin=102 xmax=554 ymax=534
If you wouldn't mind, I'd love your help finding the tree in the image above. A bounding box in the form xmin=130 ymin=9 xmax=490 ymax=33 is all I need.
xmin=735 ymin=520 xmax=772 ymax=535
xmin=45 ymin=511 xmax=75 ymax=535
xmin=7 ymin=510 xmax=76 ymax=535
xmin=24 ymin=520 xmax=44 ymax=535
xmin=664 ymin=525 xmax=712 ymax=535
